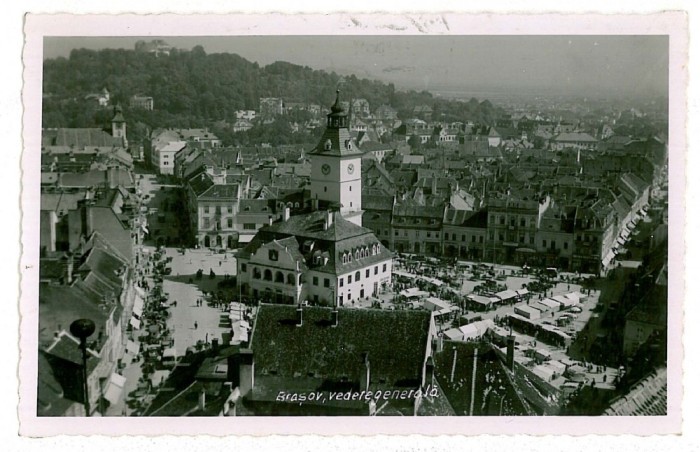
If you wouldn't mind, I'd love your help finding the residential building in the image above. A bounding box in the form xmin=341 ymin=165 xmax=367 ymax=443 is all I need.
xmin=129 ymin=95 xmax=154 ymax=111
xmin=351 ymin=98 xmax=371 ymax=118
xmin=260 ymin=97 xmax=285 ymax=117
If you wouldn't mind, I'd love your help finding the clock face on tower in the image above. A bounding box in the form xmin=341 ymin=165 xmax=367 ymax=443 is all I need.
xmin=321 ymin=164 xmax=331 ymax=175
xmin=347 ymin=163 xmax=355 ymax=174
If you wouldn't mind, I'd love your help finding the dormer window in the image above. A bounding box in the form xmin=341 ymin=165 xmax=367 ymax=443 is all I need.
xmin=324 ymin=139 xmax=332 ymax=151
xmin=268 ymin=250 xmax=278 ymax=261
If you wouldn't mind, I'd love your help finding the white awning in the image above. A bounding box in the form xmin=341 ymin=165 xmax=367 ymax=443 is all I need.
xmin=126 ymin=340 xmax=140 ymax=355
xmin=130 ymin=317 xmax=141 ymax=330
xmin=134 ymin=285 xmax=146 ymax=298
xmin=133 ymin=294 xmax=144 ymax=318
xmin=103 ymin=373 xmax=126 ymax=405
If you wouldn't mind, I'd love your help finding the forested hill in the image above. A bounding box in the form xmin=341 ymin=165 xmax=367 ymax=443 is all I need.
xmin=42 ymin=45 xmax=503 ymax=145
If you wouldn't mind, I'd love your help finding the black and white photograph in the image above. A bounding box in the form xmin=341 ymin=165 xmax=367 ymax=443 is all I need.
xmin=18 ymin=12 xmax=686 ymax=437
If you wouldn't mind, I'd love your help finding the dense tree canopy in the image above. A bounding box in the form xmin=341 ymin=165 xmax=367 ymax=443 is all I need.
xmin=42 ymin=46 xmax=503 ymax=145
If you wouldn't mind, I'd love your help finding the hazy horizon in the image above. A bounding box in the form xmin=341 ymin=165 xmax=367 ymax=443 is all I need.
xmin=44 ymin=35 xmax=669 ymax=99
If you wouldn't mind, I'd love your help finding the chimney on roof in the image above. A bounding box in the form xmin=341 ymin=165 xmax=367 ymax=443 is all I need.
xmin=506 ymin=335 xmax=516 ymax=371
xmin=65 ymin=252 xmax=74 ymax=284
xmin=283 ymin=206 xmax=290 ymax=222
xmin=361 ymin=352 xmax=371 ymax=392
xmin=238 ymin=348 xmax=255 ymax=396
xmin=211 ymin=337 xmax=219 ymax=355
xmin=324 ymin=210 xmax=334 ymax=231
xmin=331 ymin=309 xmax=339 ymax=327
xmin=268 ymin=215 xmax=273 ymax=226
xmin=424 ymin=356 xmax=435 ymax=391
xmin=296 ymin=304 xmax=303 ymax=327
xmin=198 ymin=387 xmax=206 ymax=411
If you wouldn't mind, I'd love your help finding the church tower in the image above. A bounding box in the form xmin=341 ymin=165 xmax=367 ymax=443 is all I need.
xmin=111 ymin=103 xmax=128 ymax=147
xmin=309 ymin=90 xmax=364 ymax=226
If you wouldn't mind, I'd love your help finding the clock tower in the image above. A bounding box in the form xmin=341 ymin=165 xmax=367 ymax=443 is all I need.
xmin=309 ymin=90 xmax=363 ymax=226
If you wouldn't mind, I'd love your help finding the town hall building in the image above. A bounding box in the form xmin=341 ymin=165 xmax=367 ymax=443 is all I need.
xmin=236 ymin=91 xmax=393 ymax=306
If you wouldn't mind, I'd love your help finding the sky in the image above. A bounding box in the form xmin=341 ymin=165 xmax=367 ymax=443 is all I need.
xmin=44 ymin=35 xmax=669 ymax=99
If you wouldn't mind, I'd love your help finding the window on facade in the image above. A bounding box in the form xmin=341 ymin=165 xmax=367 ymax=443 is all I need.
xmin=275 ymin=271 xmax=284 ymax=283
xmin=202 ymin=218 xmax=210 ymax=229
xmin=451 ymin=233 xmax=456 ymax=241
xmin=324 ymin=187 xmax=327 ymax=192
xmin=382 ymin=263 xmax=387 ymax=272
xmin=227 ymin=218 xmax=233 ymax=228
xmin=444 ymin=233 xmax=449 ymax=240
xmin=564 ymin=242 xmax=569 ymax=250
xmin=264 ymin=269 xmax=273 ymax=281
xmin=243 ymin=223 xmax=256 ymax=230
xmin=324 ymin=278 xmax=330 ymax=288
xmin=394 ymin=230 xmax=399 ymax=236
xmin=500 ymin=216 xmax=505 ymax=225
xmin=287 ymin=273 xmax=295 ymax=285
xmin=520 ymin=218 xmax=526 ymax=227
xmin=542 ymin=240 xmax=547 ymax=248
xmin=374 ymin=266 xmax=378 ymax=275
xmin=269 ymin=250 xmax=278 ymax=261
xmin=339 ymin=278 xmax=344 ymax=287
xmin=479 ymin=236 xmax=484 ymax=243
xmin=253 ymin=267 xmax=261 ymax=279
xmin=499 ymin=233 xmax=504 ymax=241
xmin=366 ymin=269 xmax=370 ymax=278
xmin=348 ymin=275 xmax=353 ymax=284
xmin=241 ymin=264 xmax=247 ymax=272
xmin=355 ymin=251 xmax=360 ymax=260
xmin=313 ymin=276 xmax=319 ymax=286
xmin=342 ymin=254 xmax=347 ymax=264
xmin=355 ymin=271 xmax=361 ymax=282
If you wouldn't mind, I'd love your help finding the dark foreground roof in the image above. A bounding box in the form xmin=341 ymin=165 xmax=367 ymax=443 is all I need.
xmin=251 ymin=305 xmax=431 ymax=387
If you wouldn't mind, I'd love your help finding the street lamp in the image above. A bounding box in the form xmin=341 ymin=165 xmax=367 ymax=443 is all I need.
xmin=70 ymin=318 xmax=96 ymax=417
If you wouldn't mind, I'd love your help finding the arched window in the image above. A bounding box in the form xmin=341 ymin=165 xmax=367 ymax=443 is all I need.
xmin=372 ymin=244 xmax=377 ymax=255
xmin=253 ymin=267 xmax=261 ymax=279
xmin=355 ymin=271 xmax=361 ymax=282
xmin=342 ymin=254 xmax=347 ymax=264
xmin=324 ymin=139 xmax=332 ymax=151
xmin=355 ymin=250 xmax=360 ymax=260
xmin=359 ymin=249 xmax=364 ymax=259
xmin=286 ymin=273 xmax=295 ymax=285
xmin=275 ymin=271 xmax=284 ymax=283
xmin=348 ymin=253 xmax=352 ymax=263
xmin=264 ymin=269 xmax=273 ymax=281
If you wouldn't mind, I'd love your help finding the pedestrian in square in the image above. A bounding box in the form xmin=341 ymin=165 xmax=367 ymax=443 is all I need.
xmin=194 ymin=321 xmax=198 ymax=330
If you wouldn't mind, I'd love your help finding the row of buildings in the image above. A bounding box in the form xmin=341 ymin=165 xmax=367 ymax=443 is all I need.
xmin=149 ymin=93 xmax=663 ymax=276
xmin=38 ymin=107 xmax=146 ymax=416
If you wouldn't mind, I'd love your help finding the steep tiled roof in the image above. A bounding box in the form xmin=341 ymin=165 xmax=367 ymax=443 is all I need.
xmin=44 ymin=128 xmax=123 ymax=148
xmin=553 ymin=132 xmax=598 ymax=143
xmin=199 ymin=184 xmax=240 ymax=200
xmin=251 ymin=305 xmax=431 ymax=387
xmin=604 ymin=368 xmax=667 ymax=416
xmin=238 ymin=211 xmax=391 ymax=274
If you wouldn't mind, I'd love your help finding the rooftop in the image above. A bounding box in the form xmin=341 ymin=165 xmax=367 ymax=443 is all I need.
xmin=251 ymin=305 xmax=432 ymax=388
